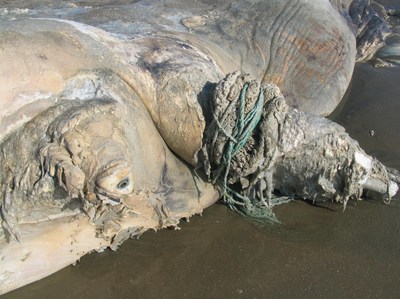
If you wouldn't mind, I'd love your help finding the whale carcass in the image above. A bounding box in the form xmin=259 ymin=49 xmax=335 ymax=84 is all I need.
xmin=0 ymin=0 xmax=398 ymax=294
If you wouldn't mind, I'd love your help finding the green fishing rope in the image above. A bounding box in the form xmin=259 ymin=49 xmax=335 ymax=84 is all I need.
xmin=211 ymin=83 xmax=279 ymax=223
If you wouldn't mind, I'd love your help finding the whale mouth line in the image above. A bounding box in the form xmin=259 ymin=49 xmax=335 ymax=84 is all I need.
xmin=94 ymin=187 xmax=135 ymax=205
xmin=96 ymin=192 xmax=122 ymax=206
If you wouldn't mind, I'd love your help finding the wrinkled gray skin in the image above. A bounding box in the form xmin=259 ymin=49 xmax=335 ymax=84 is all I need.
xmin=0 ymin=0 xmax=398 ymax=295
xmin=0 ymin=0 xmax=394 ymax=117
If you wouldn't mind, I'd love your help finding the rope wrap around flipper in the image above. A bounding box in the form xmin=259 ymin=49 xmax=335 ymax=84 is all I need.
xmin=198 ymin=71 xmax=290 ymax=222
xmin=198 ymin=71 xmax=400 ymax=222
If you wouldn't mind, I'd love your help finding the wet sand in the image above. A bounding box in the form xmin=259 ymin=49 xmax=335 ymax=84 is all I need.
xmin=3 ymin=64 xmax=400 ymax=299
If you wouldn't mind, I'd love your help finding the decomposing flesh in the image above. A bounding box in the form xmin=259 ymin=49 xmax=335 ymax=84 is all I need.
xmin=0 ymin=0 xmax=399 ymax=295
xmin=199 ymin=72 xmax=399 ymax=221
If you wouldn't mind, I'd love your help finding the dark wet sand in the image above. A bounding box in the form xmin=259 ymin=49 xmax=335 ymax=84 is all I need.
xmin=2 ymin=63 xmax=400 ymax=298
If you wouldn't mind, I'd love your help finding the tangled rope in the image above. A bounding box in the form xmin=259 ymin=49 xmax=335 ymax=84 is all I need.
xmin=211 ymin=83 xmax=264 ymax=187
xmin=199 ymin=72 xmax=289 ymax=223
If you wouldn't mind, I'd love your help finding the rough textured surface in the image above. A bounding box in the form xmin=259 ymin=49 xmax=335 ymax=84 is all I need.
xmin=349 ymin=0 xmax=391 ymax=61
xmin=199 ymin=72 xmax=399 ymax=220
xmin=375 ymin=3 xmax=400 ymax=66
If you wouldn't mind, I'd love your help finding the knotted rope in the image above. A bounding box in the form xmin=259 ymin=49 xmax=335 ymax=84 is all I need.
xmin=199 ymin=72 xmax=290 ymax=223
